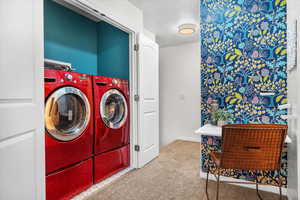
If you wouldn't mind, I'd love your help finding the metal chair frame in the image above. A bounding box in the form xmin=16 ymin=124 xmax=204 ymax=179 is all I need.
xmin=205 ymin=167 xmax=283 ymax=200
xmin=205 ymin=124 xmax=286 ymax=200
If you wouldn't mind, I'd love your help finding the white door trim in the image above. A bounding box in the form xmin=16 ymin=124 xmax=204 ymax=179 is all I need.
xmin=33 ymin=1 xmax=46 ymax=198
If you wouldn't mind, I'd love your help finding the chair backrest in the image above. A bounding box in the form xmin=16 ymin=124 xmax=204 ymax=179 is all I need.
xmin=220 ymin=124 xmax=287 ymax=171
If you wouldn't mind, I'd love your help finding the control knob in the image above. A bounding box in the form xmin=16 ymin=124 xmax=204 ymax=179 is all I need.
xmin=65 ymin=73 xmax=73 ymax=81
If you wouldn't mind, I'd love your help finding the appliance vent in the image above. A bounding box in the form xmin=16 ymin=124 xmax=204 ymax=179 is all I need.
xmin=44 ymin=59 xmax=73 ymax=72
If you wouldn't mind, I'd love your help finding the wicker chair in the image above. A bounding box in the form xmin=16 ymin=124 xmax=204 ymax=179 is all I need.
xmin=205 ymin=124 xmax=288 ymax=200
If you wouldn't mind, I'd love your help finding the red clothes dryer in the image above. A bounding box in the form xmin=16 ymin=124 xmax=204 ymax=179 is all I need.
xmin=92 ymin=76 xmax=130 ymax=183
xmin=93 ymin=76 xmax=130 ymax=153
xmin=44 ymin=69 xmax=93 ymax=200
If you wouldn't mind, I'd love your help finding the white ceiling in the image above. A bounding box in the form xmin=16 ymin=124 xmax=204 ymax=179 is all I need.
xmin=128 ymin=0 xmax=200 ymax=47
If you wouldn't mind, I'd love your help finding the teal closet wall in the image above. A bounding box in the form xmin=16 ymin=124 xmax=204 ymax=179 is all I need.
xmin=44 ymin=0 xmax=98 ymax=74
xmin=98 ymin=22 xmax=129 ymax=80
xmin=44 ymin=0 xmax=129 ymax=79
xmin=44 ymin=0 xmax=98 ymax=75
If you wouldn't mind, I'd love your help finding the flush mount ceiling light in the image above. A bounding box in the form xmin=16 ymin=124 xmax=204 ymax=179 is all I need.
xmin=178 ymin=24 xmax=196 ymax=35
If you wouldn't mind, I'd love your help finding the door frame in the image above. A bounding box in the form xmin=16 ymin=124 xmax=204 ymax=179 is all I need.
xmin=50 ymin=0 xmax=140 ymax=168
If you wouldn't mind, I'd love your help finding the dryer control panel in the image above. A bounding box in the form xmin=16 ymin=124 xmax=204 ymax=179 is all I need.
xmin=44 ymin=69 xmax=92 ymax=87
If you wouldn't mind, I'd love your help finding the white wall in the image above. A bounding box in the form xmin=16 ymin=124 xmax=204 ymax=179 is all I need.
xmin=287 ymin=1 xmax=300 ymax=199
xmin=88 ymin=0 xmax=143 ymax=32
xmin=143 ymin=28 xmax=156 ymax=42
xmin=159 ymin=42 xmax=200 ymax=147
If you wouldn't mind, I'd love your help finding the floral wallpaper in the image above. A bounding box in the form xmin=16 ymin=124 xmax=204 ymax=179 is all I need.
xmin=201 ymin=0 xmax=287 ymax=125
xmin=200 ymin=0 xmax=288 ymax=186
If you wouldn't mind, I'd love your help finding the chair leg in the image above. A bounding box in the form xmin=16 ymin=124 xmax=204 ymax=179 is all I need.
xmin=216 ymin=169 xmax=220 ymax=200
xmin=255 ymin=171 xmax=263 ymax=200
xmin=206 ymin=166 xmax=210 ymax=200
xmin=277 ymin=169 xmax=282 ymax=200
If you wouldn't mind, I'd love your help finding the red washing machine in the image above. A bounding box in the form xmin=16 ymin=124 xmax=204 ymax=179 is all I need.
xmin=44 ymin=69 xmax=93 ymax=200
xmin=92 ymin=76 xmax=130 ymax=183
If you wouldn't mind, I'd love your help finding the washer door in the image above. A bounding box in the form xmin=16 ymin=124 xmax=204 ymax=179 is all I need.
xmin=100 ymin=89 xmax=128 ymax=129
xmin=45 ymin=87 xmax=91 ymax=141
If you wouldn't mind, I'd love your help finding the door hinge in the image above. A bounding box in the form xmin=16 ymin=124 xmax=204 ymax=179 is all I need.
xmin=134 ymin=145 xmax=140 ymax=152
xmin=134 ymin=94 xmax=140 ymax=102
xmin=134 ymin=44 xmax=139 ymax=51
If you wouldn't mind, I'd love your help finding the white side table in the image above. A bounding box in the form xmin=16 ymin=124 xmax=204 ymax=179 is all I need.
xmin=195 ymin=124 xmax=291 ymax=142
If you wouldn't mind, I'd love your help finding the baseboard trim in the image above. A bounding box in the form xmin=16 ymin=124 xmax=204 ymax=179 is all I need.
xmin=72 ymin=167 xmax=133 ymax=200
xmin=177 ymin=136 xmax=201 ymax=143
xmin=200 ymin=171 xmax=287 ymax=196
xmin=287 ymin=189 xmax=297 ymax=200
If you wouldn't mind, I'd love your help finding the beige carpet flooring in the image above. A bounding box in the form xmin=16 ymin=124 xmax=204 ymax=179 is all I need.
xmin=85 ymin=140 xmax=286 ymax=200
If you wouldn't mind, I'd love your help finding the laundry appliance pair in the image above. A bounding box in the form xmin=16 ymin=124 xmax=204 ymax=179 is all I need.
xmin=44 ymin=69 xmax=130 ymax=200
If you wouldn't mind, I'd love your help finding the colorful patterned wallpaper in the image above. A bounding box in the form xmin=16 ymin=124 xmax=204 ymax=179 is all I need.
xmin=201 ymin=0 xmax=287 ymax=125
xmin=200 ymin=0 xmax=288 ymax=186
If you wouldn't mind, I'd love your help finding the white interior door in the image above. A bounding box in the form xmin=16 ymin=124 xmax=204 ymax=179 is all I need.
xmin=0 ymin=1 xmax=45 ymax=200
xmin=137 ymin=34 xmax=159 ymax=168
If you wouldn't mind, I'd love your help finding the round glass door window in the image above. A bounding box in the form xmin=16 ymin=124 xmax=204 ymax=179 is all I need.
xmin=100 ymin=89 xmax=128 ymax=129
xmin=45 ymin=87 xmax=91 ymax=141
